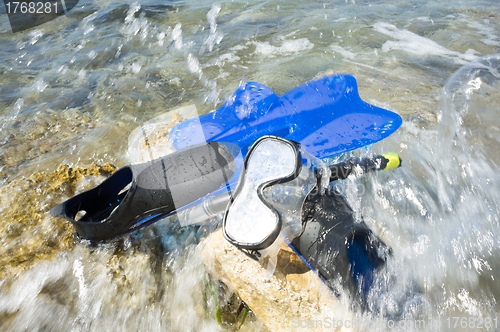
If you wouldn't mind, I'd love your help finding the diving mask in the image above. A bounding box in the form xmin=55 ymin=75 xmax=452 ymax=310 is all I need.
xmin=222 ymin=136 xmax=321 ymax=250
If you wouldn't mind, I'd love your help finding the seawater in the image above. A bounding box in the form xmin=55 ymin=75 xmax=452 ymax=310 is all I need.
xmin=0 ymin=0 xmax=499 ymax=331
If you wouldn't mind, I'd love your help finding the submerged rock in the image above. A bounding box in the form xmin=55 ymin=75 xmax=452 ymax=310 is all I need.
xmin=200 ymin=230 xmax=355 ymax=332
xmin=0 ymin=107 xmax=97 ymax=181
xmin=0 ymin=163 xmax=116 ymax=281
xmin=0 ymin=163 xmax=174 ymax=331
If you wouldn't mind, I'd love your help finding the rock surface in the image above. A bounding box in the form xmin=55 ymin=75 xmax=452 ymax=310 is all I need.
xmin=201 ymin=229 xmax=356 ymax=332
xmin=0 ymin=163 xmax=175 ymax=330
xmin=0 ymin=163 xmax=116 ymax=280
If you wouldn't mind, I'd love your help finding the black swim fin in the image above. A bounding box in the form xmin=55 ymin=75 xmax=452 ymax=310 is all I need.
xmin=50 ymin=141 xmax=240 ymax=241
xmin=290 ymin=190 xmax=390 ymax=304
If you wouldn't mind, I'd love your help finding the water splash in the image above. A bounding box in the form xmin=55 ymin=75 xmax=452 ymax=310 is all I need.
xmin=339 ymin=54 xmax=500 ymax=329
xmin=172 ymin=23 xmax=183 ymax=50
xmin=201 ymin=3 xmax=223 ymax=54
xmin=1 ymin=0 xmax=500 ymax=330
xmin=374 ymin=22 xmax=479 ymax=64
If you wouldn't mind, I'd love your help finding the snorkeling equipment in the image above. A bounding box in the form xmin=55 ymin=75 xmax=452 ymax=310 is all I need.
xmin=51 ymin=74 xmax=403 ymax=241
xmin=222 ymin=137 xmax=402 ymax=251
xmin=221 ymin=136 xmax=394 ymax=301
xmin=170 ymin=74 xmax=402 ymax=159
xmin=291 ymin=192 xmax=389 ymax=302
xmin=179 ymin=152 xmax=402 ymax=227
xmin=50 ymin=137 xmax=401 ymax=241
xmin=327 ymin=152 xmax=402 ymax=182
xmin=50 ymin=141 xmax=240 ymax=241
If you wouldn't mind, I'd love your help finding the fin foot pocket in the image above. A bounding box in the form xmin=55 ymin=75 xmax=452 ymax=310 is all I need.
xmin=290 ymin=191 xmax=390 ymax=305
xmin=50 ymin=142 xmax=240 ymax=241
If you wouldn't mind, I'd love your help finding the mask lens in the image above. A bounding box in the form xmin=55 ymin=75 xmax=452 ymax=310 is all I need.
xmin=223 ymin=136 xmax=301 ymax=249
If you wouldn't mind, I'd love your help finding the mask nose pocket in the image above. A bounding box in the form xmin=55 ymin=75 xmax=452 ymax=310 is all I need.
xmin=223 ymin=136 xmax=302 ymax=250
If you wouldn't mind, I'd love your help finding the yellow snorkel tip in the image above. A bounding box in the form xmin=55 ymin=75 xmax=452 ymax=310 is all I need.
xmin=381 ymin=152 xmax=402 ymax=170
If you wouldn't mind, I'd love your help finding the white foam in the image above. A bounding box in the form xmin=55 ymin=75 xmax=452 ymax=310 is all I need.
xmin=330 ymin=44 xmax=356 ymax=59
xmin=28 ymin=29 xmax=43 ymax=45
xmin=32 ymin=79 xmax=47 ymax=93
xmin=207 ymin=4 xmax=221 ymax=34
xmin=253 ymin=38 xmax=314 ymax=57
xmin=373 ymin=22 xmax=478 ymax=64
xmin=124 ymin=2 xmax=140 ymax=24
xmin=78 ymin=69 xmax=86 ymax=80
xmin=230 ymin=44 xmax=247 ymax=51
xmin=218 ymin=53 xmax=240 ymax=64
xmin=467 ymin=20 xmax=500 ymax=47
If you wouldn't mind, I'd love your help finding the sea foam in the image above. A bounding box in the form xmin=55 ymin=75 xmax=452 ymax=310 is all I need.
xmin=253 ymin=38 xmax=314 ymax=57
xmin=374 ymin=22 xmax=478 ymax=64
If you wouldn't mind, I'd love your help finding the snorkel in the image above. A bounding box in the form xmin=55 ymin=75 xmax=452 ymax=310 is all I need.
xmin=221 ymin=135 xmax=399 ymax=302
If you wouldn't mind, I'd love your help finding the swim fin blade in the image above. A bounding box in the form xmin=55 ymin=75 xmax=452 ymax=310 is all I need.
xmin=171 ymin=74 xmax=402 ymax=159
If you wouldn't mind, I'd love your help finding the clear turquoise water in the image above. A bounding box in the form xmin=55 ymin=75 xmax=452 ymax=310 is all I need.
xmin=1 ymin=0 xmax=500 ymax=330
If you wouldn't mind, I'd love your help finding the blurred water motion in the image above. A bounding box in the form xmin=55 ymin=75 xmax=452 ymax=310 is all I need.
xmin=1 ymin=0 xmax=500 ymax=331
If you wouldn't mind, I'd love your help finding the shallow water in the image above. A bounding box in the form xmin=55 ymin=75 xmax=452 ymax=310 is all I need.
xmin=1 ymin=0 xmax=500 ymax=331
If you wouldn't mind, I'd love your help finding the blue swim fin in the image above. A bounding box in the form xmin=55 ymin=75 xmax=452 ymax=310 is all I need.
xmin=171 ymin=74 xmax=402 ymax=159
